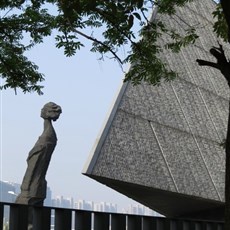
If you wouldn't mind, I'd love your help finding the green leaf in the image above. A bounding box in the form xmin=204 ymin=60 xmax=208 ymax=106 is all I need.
xmin=133 ymin=12 xmax=141 ymax=20
xmin=128 ymin=15 xmax=134 ymax=29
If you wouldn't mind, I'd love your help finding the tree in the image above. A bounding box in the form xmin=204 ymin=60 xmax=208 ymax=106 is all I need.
xmin=0 ymin=0 xmax=199 ymax=94
xmin=1 ymin=0 xmax=230 ymax=228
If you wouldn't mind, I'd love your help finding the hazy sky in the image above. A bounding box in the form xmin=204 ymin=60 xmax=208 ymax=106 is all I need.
xmin=0 ymin=0 xmax=219 ymax=210
xmin=0 ymin=32 xmax=141 ymax=208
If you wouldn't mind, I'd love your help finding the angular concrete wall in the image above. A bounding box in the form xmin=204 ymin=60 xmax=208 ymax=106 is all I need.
xmin=83 ymin=0 xmax=228 ymax=219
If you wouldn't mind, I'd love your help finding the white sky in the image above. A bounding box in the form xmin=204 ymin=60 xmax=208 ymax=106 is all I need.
xmin=0 ymin=33 xmax=141 ymax=209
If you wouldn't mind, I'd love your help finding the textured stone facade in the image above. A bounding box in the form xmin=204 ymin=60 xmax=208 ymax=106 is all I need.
xmin=83 ymin=0 xmax=228 ymax=219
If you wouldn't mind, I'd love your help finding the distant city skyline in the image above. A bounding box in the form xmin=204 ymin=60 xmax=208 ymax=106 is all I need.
xmin=0 ymin=180 xmax=160 ymax=216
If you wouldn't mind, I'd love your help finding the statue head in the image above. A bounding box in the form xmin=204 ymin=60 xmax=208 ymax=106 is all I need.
xmin=41 ymin=102 xmax=62 ymax=121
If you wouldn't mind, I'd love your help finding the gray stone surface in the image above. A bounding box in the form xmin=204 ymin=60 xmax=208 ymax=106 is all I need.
xmin=83 ymin=0 xmax=228 ymax=219
xmin=16 ymin=102 xmax=62 ymax=205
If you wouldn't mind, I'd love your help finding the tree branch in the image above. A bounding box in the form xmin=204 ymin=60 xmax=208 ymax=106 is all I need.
xmin=63 ymin=15 xmax=125 ymax=66
xmin=196 ymin=42 xmax=230 ymax=85
xmin=94 ymin=8 xmax=136 ymax=46
xmin=72 ymin=28 xmax=123 ymax=65
xmin=196 ymin=59 xmax=219 ymax=69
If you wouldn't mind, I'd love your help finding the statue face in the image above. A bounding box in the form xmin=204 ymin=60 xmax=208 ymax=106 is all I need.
xmin=41 ymin=102 xmax=62 ymax=121
xmin=47 ymin=110 xmax=61 ymax=121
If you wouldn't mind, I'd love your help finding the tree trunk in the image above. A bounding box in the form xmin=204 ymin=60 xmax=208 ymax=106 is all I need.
xmin=219 ymin=1 xmax=230 ymax=229
xmin=225 ymin=101 xmax=230 ymax=230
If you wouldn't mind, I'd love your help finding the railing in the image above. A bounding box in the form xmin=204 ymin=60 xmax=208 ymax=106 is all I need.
xmin=0 ymin=202 xmax=224 ymax=230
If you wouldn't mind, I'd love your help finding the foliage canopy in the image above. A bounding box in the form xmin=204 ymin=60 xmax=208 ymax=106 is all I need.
xmin=1 ymin=0 xmax=227 ymax=94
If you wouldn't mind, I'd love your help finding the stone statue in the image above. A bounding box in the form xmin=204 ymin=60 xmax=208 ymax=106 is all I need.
xmin=16 ymin=102 xmax=62 ymax=205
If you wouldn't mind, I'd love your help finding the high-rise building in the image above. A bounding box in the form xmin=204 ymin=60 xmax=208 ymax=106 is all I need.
xmin=74 ymin=199 xmax=119 ymax=213
xmin=75 ymin=199 xmax=93 ymax=210
xmin=52 ymin=195 xmax=73 ymax=208
xmin=44 ymin=186 xmax=52 ymax=206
